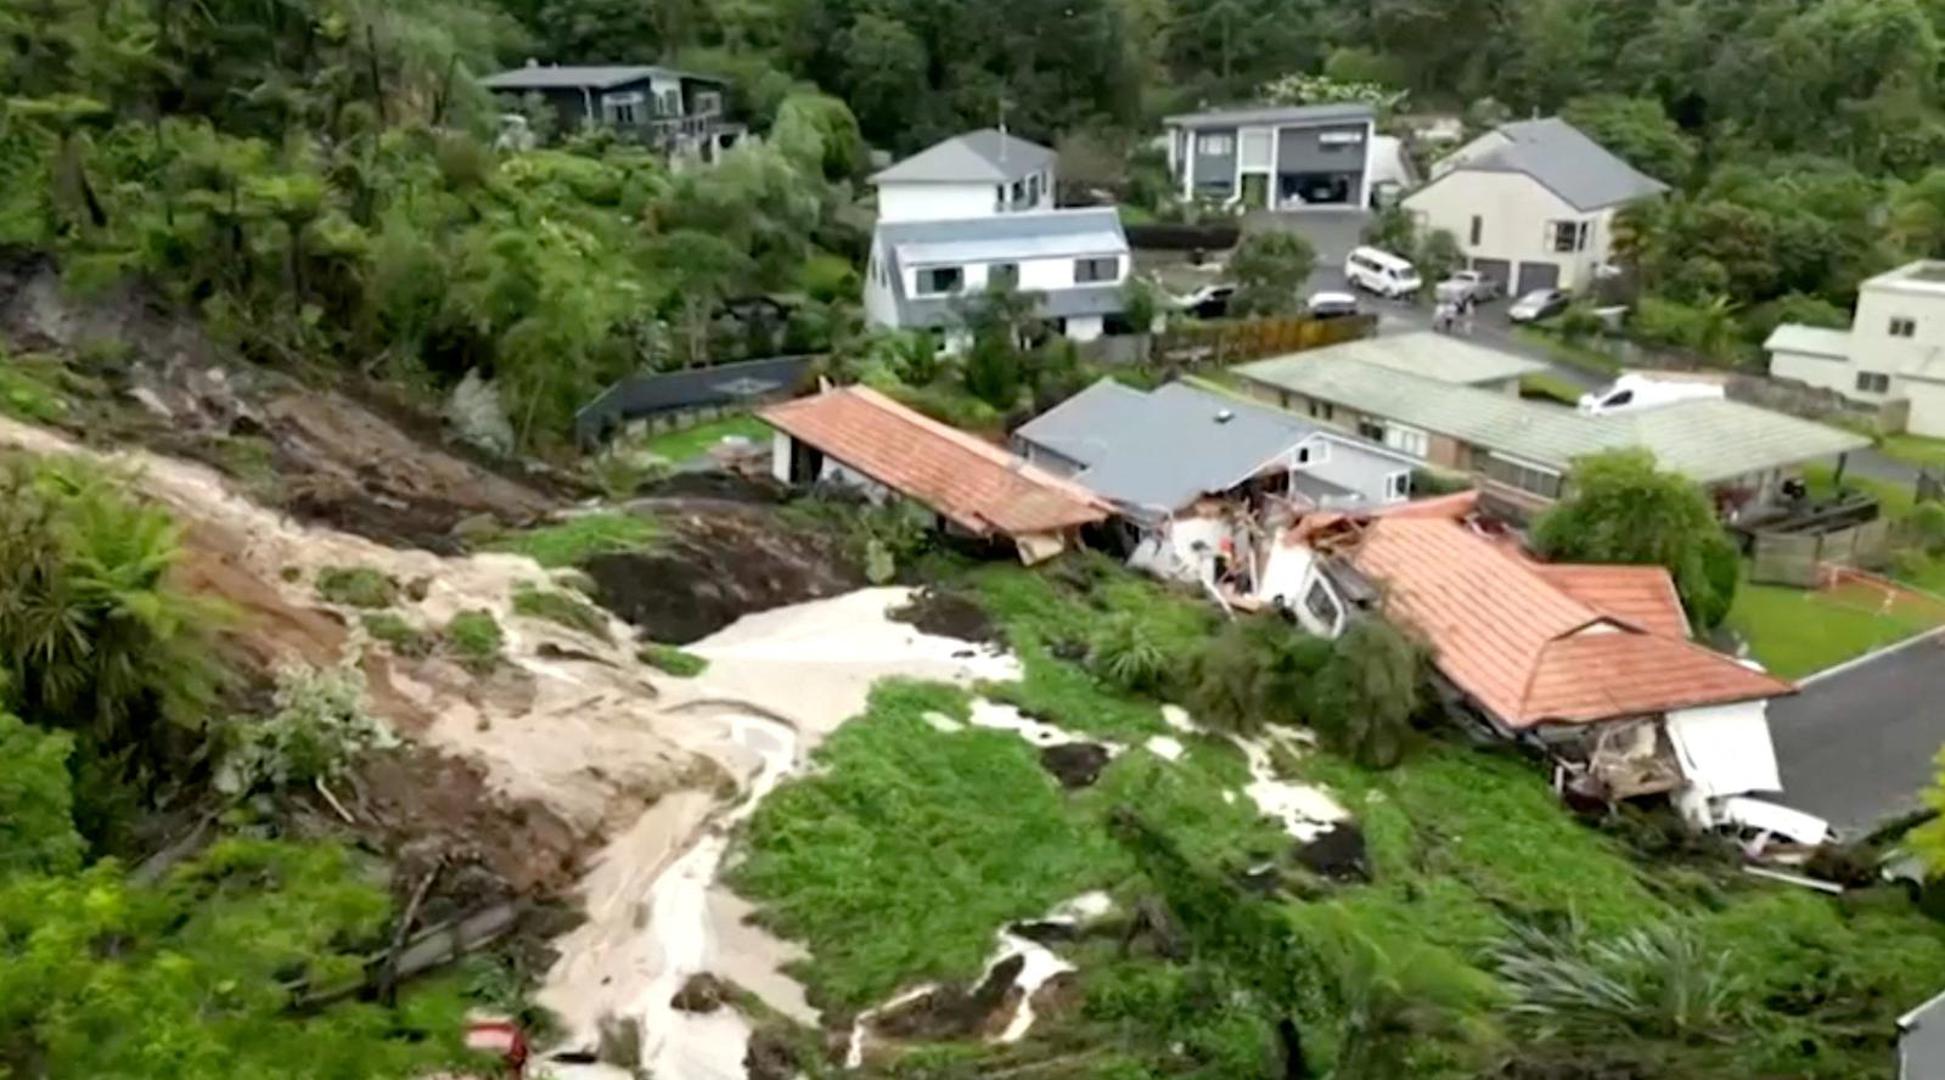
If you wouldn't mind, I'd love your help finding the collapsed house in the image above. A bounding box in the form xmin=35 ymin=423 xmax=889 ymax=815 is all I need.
xmin=758 ymin=385 xmax=1110 ymax=564
xmin=1009 ymin=378 xmax=1420 ymax=612
xmin=1335 ymin=514 xmax=1820 ymax=840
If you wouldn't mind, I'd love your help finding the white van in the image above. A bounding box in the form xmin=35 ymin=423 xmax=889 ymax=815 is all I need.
xmin=1344 ymin=246 xmax=1422 ymax=298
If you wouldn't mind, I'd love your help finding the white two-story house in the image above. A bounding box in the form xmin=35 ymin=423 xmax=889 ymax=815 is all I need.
xmin=865 ymin=129 xmax=1130 ymax=346
xmin=1402 ymin=117 xmax=1667 ymax=296
xmin=1766 ymin=261 xmax=1945 ymax=437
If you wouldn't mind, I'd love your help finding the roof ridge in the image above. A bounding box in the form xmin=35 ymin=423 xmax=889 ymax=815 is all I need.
xmin=842 ymin=386 xmax=1109 ymax=506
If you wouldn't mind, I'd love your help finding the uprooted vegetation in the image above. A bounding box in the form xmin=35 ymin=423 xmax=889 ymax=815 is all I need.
xmin=723 ymin=557 xmax=1945 ymax=1079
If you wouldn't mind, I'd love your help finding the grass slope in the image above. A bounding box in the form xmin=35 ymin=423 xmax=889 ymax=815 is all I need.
xmin=481 ymin=511 xmax=661 ymax=568
xmin=640 ymin=414 xmax=772 ymax=463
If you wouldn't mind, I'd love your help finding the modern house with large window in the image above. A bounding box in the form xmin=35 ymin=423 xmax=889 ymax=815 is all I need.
xmin=479 ymin=62 xmax=744 ymax=161
xmin=1766 ymin=260 xmax=1945 ymax=437
xmin=1401 ymin=117 xmax=1666 ymax=296
xmin=1162 ymin=103 xmax=1377 ymax=210
xmin=863 ymin=130 xmax=1130 ymax=345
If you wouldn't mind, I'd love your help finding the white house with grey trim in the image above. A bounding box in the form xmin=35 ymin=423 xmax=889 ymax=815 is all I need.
xmin=478 ymin=62 xmax=742 ymax=161
xmin=1162 ymin=102 xmax=1378 ymax=210
xmin=1766 ymin=260 xmax=1945 ymax=438
xmin=1402 ymin=117 xmax=1667 ymax=296
xmin=864 ymin=130 xmax=1130 ymax=345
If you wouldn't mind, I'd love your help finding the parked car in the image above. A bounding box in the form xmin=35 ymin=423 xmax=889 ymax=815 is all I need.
xmin=1175 ymin=283 xmax=1235 ymax=320
xmin=1344 ymin=246 xmax=1422 ymax=299
xmin=1508 ymin=288 xmax=1570 ymax=323
xmin=1306 ymin=291 xmax=1360 ymax=319
xmin=1437 ymin=270 xmax=1501 ymax=304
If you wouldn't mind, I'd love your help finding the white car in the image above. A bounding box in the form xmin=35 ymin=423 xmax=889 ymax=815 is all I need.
xmin=1306 ymin=291 xmax=1360 ymax=319
xmin=1438 ymin=270 xmax=1501 ymax=303
xmin=1344 ymin=246 xmax=1422 ymax=299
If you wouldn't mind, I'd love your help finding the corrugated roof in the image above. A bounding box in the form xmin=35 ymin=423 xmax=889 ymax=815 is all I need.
xmin=479 ymin=64 xmax=715 ymax=91
xmin=1164 ymin=102 xmax=1375 ymax=129
xmin=1290 ymin=331 xmax=1546 ymax=385
xmin=1232 ymin=355 xmax=1870 ymax=484
xmin=1531 ymin=564 xmax=1691 ymax=639
xmin=759 ymin=386 xmax=1108 ymax=537
xmin=870 ymin=129 xmax=1054 ymax=184
xmin=1354 ymin=519 xmax=1792 ymax=728
xmin=876 ymin=208 xmax=1130 ymax=328
xmin=1015 ymin=380 xmax=1326 ymax=511
xmin=1763 ymin=324 xmax=1852 ymax=358
xmin=1428 ymin=117 xmax=1667 ymax=211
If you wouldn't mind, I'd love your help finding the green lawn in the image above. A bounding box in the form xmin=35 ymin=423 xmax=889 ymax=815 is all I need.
xmin=1879 ymin=433 xmax=1945 ymax=472
xmin=1725 ymin=576 xmax=1944 ymax=678
xmin=478 ymin=510 xmax=661 ymax=567
xmin=1518 ymin=370 xmax=1584 ymax=406
xmin=640 ymin=414 xmax=772 ymax=463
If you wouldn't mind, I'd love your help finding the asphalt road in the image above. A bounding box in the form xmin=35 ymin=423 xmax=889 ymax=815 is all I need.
xmin=1771 ymin=630 xmax=1945 ymax=834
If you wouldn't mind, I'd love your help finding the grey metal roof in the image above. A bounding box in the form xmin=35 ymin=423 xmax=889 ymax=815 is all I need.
xmin=877 ymin=208 xmax=1131 ymax=328
xmin=1763 ymin=324 xmax=1852 ymax=359
xmin=1164 ymin=102 xmax=1375 ymax=130
xmin=1297 ymin=331 xmax=1546 ymax=385
xmin=1233 ymin=355 xmax=1870 ymax=485
xmin=870 ymin=129 xmax=1055 ymax=184
xmin=573 ymin=355 xmax=816 ymax=446
xmin=479 ymin=64 xmax=719 ymax=91
xmin=1432 ymin=117 xmax=1668 ymax=211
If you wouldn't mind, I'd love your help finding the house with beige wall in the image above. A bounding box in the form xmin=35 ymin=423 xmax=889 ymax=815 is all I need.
xmin=1402 ymin=117 xmax=1667 ymax=297
xmin=1765 ymin=260 xmax=1945 ymax=437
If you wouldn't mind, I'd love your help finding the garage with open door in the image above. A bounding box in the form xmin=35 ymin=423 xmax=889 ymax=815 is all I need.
xmin=1276 ymin=122 xmax=1367 ymax=209
xmin=1514 ymin=261 xmax=1560 ymax=294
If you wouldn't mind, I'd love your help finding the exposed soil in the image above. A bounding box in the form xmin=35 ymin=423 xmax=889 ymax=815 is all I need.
xmin=359 ymin=748 xmax=584 ymax=897
xmin=583 ymin=505 xmax=864 ymax=644
xmin=1039 ymin=742 xmax=1112 ymax=788
xmin=1294 ymin=822 xmax=1371 ymax=883
xmin=889 ymin=587 xmax=998 ymax=644
xmin=671 ymin=972 xmax=729 ymax=1014
xmin=871 ymin=954 xmax=1026 ymax=1043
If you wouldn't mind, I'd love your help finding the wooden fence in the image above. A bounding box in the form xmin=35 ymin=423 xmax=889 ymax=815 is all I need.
xmin=1750 ymin=518 xmax=1894 ymax=587
xmin=1150 ymin=313 xmax=1378 ymax=369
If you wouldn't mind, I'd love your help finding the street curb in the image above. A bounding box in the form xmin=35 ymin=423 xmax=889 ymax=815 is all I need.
xmin=1799 ymin=626 xmax=1945 ymax=687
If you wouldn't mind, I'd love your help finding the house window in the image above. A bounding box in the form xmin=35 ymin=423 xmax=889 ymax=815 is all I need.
xmin=1356 ymin=418 xmax=1385 ymax=442
xmin=1891 ymin=317 xmax=1917 ymax=338
xmin=603 ymin=91 xmax=643 ymax=125
xmin=988 ymin=262 xmax=1020 ymax=291
xmin=660 ymin=89 xmax=681 ymax=115
xmin=1197 ymin=132 xmax=1233 ymax=156
xmin=693 ymin=90 xmax=722 ymax=115
xmin=1029 ymin=174 xmax=1042 ymax=206
xmin=1857 ymin=371 xmax=1892 ymax=394
xmin=1384 ymin=471 xmax=1412 ymax=502
xmin=1309 ymin=400 xmax=1335 ymax=422
xmin=1303 ymin=579 xmax=1342 ymax=629
xmin=1482 ymin=453 xmax=1564 ymax=499
xmin=1011 ymin=180 xmax=1026 ymax=206
xmin=1382 ymin=423 xmax=1430 ymax=458
xmin=995 ymin=185 xmax=1006 ymax=212
xmin=1074 ymin=256 xmax=1119 ymax=284
xmin=1469 ymin=215 xmax=1483 ymax=246
xmin=1295 ymin=440 xmax=1330 ymax=466
xmin=916 ymin=266 xmax=963 ymax=296
xmin=1551 ymin=220 xmax=1584 ymax=253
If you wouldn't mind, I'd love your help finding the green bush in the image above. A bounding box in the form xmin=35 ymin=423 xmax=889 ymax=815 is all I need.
xmin=314 ymin=566 xmax=398 ymax=609
xmin=482 ymin=512 xmax=662 ymax=567
xmin=1087 ymin=611 xmax=1176 ymax=695
xmin=216 ymin=659 xmax=398 ymax=796
xmin=360 ymin=611 xmax=432 ymax=657
xmin=1309 ymin=618 xmax=1428 ymax=769
xmin=512 ymin=584 xmax=611 ymax=641
xmin=1910 ymin=501 xmax=1945 ymax=557
xmin=1185 ymin=615 xmax=1332 ymax=735
xmin=637 ymin=643 xmax=708 ymax=677
xmin=445 ymin=610 xmax=504 ymax=672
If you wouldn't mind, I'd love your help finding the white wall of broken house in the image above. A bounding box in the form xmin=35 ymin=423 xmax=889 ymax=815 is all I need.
xmin=1296 ymin=435 xmax=1418 ymax=506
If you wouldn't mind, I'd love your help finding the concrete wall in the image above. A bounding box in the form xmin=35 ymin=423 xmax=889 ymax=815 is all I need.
xmin=1904 ymin=378 xmax=1945 ymax=438
xmin=1403 ymin=169 xmax=1621 ymax=294
xmin=1768 ymin=348 xmax=1861 ymax=399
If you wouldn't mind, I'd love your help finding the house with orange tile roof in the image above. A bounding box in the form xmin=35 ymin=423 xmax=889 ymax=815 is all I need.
xmin=1351 ymin=516 xmax=1798 ymax=810
xmin=758 ymin=385 xmax=1110 ymax=564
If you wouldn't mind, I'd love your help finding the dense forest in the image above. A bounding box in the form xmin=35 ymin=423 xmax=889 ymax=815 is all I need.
xmin=6 ymin=0 xmax=1945 ymax=1075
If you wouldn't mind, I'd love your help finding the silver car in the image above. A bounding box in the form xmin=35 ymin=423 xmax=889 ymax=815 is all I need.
xmin=1508 ymin=288 xmax=1570 ymax=323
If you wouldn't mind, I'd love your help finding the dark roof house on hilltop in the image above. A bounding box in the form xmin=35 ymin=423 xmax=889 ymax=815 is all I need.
xmin=479 ymin=62 xmax=743 ymax=161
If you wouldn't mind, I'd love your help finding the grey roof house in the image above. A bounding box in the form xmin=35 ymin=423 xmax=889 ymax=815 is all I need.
xmin=871 ymin=128 xmax=1059 ymax=223
xmin=1403 ymin=116 xmax=1668 ymax=296
xmin=1162 ymin=101 xmax=1378 ymax=210
xmin=479 ymin=62 xmax=742 ymax=161
xmin=1011 ymin=378 xmax=1421 ymax=518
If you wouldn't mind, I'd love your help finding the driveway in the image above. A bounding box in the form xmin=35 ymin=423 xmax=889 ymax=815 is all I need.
xmin=1771 ymin=630 xmax=1945 ymax=834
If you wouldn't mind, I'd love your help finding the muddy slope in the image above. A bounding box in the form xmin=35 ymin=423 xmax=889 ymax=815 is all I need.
xmin=0 ymin=254 xmax=559 ymax=551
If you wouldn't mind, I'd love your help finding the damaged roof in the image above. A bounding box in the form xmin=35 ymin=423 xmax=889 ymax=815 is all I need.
xmin=1011 ymin=379 xmax=1412 ymax=513
xmin=1354 ymin=519 xmax=1791 ymax=728
xmin=759 ymin=386 xmax=1109 ymax=537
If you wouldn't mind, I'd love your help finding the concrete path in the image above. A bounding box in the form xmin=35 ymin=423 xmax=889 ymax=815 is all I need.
xmin=1771 ymin=629 xmax=1945 ymax=834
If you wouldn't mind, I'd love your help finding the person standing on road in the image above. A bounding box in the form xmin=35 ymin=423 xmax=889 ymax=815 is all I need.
xmin=1459 ymin=294 xmax=1476 ymax=336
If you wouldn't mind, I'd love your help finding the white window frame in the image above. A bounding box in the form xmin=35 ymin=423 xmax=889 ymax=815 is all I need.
xmin=1073 ymin=256 xmax=1120 ymax=284
xmin=1382 ymin=423 xmax=1430 ymax=459
xmin=1294 ymin=439 xmax=1331 ymax=466
xmin=603 ymin=91 xmax=643 ymax=125
xmin=1856 ymin=370 xmax=1892 ymax=394
xmin=915 ymin=266 xmax=963 ymax=296
xmin=1549 ymin=220 xmax=1584 ymax=254
xmin=1384 ymin=471 xmax=1412 ymax=502
xmin=1197 ymin=132 xmax=1234 ymax=156
xmin=1890 ymin=316 xmax=1917 ymax=338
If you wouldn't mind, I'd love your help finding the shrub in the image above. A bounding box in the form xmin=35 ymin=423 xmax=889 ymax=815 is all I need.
xmin=445 ymin=610 xmax=504 ymax=672
xmin=360 ymin=612 xmax=431 ymax=657
xmin=216 ymin=659 xmax=399 ymax=797
xmin=483 ymin=512 xmax=662 ymax=567
xmin=512 ymin=585 xmax=611 ymax=641
xmin=638 ymin=643 xmax=708 ymax=677
xmin=1185 ymin=615 xmax=1332 ymax=735
xmin=1309 ymin=618 xmax=1427 ymax=769
xmin=314 ymin=566 xmax=398 ymax=609
xmin=1088 ymin=611 xmax=1175 ymax=695
xmin=1910 ymin=501 xmax=1945 ymax=558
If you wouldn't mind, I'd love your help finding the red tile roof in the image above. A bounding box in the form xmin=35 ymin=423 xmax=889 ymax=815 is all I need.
xmin=1353 ymin=519 xmax=1791 ymax=728
xmin=759 ymin=386 xmax=1110 ymax=537
xmin=1531 ymin=564 xmax=1691 ymax=639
